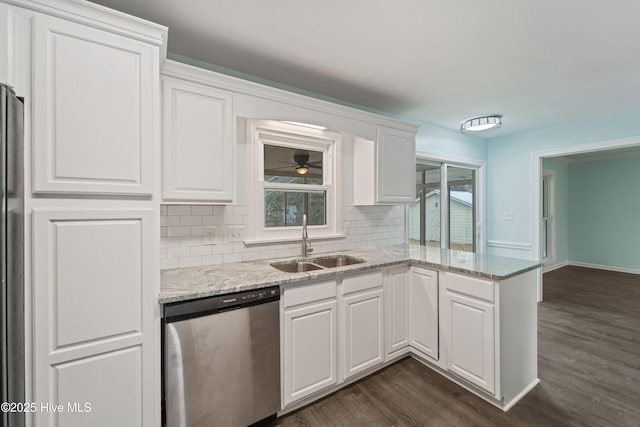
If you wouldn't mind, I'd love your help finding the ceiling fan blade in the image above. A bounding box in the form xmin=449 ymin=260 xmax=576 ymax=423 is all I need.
xmin=268 ymin=165 xmax=297 ymax=171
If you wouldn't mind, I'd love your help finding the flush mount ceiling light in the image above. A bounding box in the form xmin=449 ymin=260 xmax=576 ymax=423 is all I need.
xmin=460 ymin=115 xmax=502 ymax=133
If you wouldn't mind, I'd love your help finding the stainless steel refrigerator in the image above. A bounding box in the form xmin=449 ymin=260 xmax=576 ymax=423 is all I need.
xmin=1 ymin=82 xmax=24 ymax=427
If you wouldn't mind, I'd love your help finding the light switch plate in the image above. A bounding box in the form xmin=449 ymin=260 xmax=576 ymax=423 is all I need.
xmin=503 ymin=211 xmax=514 ymax=221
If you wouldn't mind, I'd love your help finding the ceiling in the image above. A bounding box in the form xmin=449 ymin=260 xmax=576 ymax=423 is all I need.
xmin=89 ymin=0 xmax=640 ymax=138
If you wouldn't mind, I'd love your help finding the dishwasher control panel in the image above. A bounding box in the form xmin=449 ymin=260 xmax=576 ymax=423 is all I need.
xmin=163 ymin=286 xmax=280 ymax=322
xmin=218 ymin=287 xmax=280 ymax=308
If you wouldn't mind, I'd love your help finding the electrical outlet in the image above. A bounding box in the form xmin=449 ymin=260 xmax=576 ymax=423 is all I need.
xmin=503 ymin=211 xmax=514 ymax=221
xmin=228 ymin=225 xmax=245 ymax=242
xmin=203 ymin=226 xmax=217 ymax=245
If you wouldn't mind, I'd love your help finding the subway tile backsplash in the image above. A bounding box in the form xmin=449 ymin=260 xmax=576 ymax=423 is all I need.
xmin=160 ymin=204 xmax=406 ymax=269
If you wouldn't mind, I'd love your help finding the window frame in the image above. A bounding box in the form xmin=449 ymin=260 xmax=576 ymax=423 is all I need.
xmin=246 ymin=120 xmax=342 ymax=243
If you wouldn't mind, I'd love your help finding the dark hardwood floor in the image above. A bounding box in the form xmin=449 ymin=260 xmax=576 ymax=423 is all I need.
xmin=275 ymin=266 xmax=640 ymax=426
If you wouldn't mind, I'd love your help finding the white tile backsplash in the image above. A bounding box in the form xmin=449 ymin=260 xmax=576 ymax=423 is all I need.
xmin=160 ymin=204 xmax=406 ymax=269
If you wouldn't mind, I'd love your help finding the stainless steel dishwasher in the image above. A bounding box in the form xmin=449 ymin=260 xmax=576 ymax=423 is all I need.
xmin=163 ymin=287 xmax=280 ymax=427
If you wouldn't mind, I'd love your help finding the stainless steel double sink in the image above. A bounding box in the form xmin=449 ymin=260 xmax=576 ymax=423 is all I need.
xmin=270 ymin=255 xmax=366 ymax=273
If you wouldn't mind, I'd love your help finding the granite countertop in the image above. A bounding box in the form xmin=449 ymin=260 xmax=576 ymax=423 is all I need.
xmin=160 ymin=244 xmax=541 ymax=303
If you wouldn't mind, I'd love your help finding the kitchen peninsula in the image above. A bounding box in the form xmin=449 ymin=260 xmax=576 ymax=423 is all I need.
xmin=161 ymin=245 xmax=541 ymax=413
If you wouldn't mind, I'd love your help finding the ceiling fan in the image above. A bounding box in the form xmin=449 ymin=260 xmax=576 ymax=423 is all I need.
xmin=273 ymin=150 xmax=322 ymax=175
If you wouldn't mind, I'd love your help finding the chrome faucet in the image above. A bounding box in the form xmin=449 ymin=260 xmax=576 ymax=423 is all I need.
xmin=302 ymin=214 xmax=313 ymax=258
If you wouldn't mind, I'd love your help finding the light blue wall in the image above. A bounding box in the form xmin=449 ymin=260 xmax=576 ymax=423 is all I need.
xmin=542 ymin=158 xmax=569 ymax=265
xmin=486 ymin=107 xmax=640 ymax=260
xmin=416 ymin=123 xmax=487 ymax=164
xmin=568 ymin=156 xmax=640 ymax=270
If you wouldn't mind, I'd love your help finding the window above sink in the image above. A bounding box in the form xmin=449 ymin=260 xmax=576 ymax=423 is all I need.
xmin=245 ymin=120 xmax=343 ymax=244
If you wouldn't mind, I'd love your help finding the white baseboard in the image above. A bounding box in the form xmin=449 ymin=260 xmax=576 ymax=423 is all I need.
xmin=568 ymin=261 xmax=640 ymax=275
xmin=542 ymin=261 xmax=568 ymax=273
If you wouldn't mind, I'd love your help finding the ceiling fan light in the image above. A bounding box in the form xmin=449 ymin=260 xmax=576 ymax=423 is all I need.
xmin=296 ymin=165 xmax=309 ymax=175
xmin=460 ymin=115 xmax=502 ymax=132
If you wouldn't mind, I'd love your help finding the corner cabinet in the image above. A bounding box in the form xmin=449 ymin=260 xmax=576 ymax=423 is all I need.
xmin=282 ymin=280 xmax=338 ymax=406
xmin=384 ymin=265 xmax=410 ymax=358
xmin=439 ymin=270 xmax=539 ymax=409
xmin=353 ymin=126 xmax=416 ymax=205
xmin=408 ymin=267 xmax=439 ymax=361
xmin=162 ymin=74 xmax=234 ymax=202
xmin=31 ymin=12 xmax=159 ymax=196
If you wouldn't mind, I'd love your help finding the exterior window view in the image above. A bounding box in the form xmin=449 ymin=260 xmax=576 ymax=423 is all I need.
xmin=410 ymin=163 xmax=475 ymax=252
xmin=263 ymin=145 xmax=326 ymax=227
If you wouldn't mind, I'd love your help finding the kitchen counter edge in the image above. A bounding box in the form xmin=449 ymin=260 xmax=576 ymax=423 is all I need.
xmin=160 ymin=246 xmax=542 ymax=304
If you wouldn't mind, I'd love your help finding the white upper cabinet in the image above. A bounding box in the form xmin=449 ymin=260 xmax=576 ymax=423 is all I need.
xmin=162 ymin=76 xmax=234 ymax=202
xmin=376 ymin=127 xmax=416 ymax=203
xmin=32 ymin=13 xmax=159 ymax=196
xmin=353 ymin=126 xmax=416 ymax=205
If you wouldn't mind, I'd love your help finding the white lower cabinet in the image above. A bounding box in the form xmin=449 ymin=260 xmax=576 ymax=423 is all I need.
xmin=32 ymin=207 xmax=157 ymax=427
xmin=282 ymin=271 xmax=386 ymax=407
xmin=408 ymin=266 xmax=439 ymax=360
xmin=341 ymin=271 xmax=384 ymax=379
xmin=439 ymin=270 xmax=540 ymax=408
xmin=282 ymin=280 xmax=338 ymax=406
xmin=441 ymin=273 xmax=496 ymax=394
xmin=384 ymin=266 xmax=410 ymax=357
xmin=282 ymin=267 xmax=538 ymax=411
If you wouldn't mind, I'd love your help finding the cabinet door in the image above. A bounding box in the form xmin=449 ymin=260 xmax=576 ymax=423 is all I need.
xmin=32 ymin=13 xmax=157 ymax=195
xmin=442 ymin=284 xmax=496 ymax=394
xmin=376 ymin=127 xmax=415 ymax=203
xmin=409 ymin=267 xmax=439 ymax=360
xmin=162 ymin=77 xmax=234 ymax=202
xmin=32 ymin=208 xmax=157 ymax=426
xmin=0 ymin=4 xmax=28 ymax=91
xmin=283 ymin=299 xmax=337 ymax=405
xmin=342 ymin=288 xmax=384 ymax=379
xmin=385 ymin=266 xmax=409 ymax=355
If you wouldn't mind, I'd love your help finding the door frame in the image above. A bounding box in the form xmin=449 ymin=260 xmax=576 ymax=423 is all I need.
xmin=530 ymin=135 xmax=640 ymax=301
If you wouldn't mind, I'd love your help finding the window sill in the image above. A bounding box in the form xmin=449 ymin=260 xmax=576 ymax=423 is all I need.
xmin=244 ymin=233 xmax=346 ymax=245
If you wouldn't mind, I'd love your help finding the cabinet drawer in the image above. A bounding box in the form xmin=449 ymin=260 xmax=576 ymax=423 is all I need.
xmin=342 ymin=270 xmax=383 ymax=295
xmin=443 ymin=272 xmax=495 ymax=303
xmin=283 ymin=280 xmax=337 ymax=308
